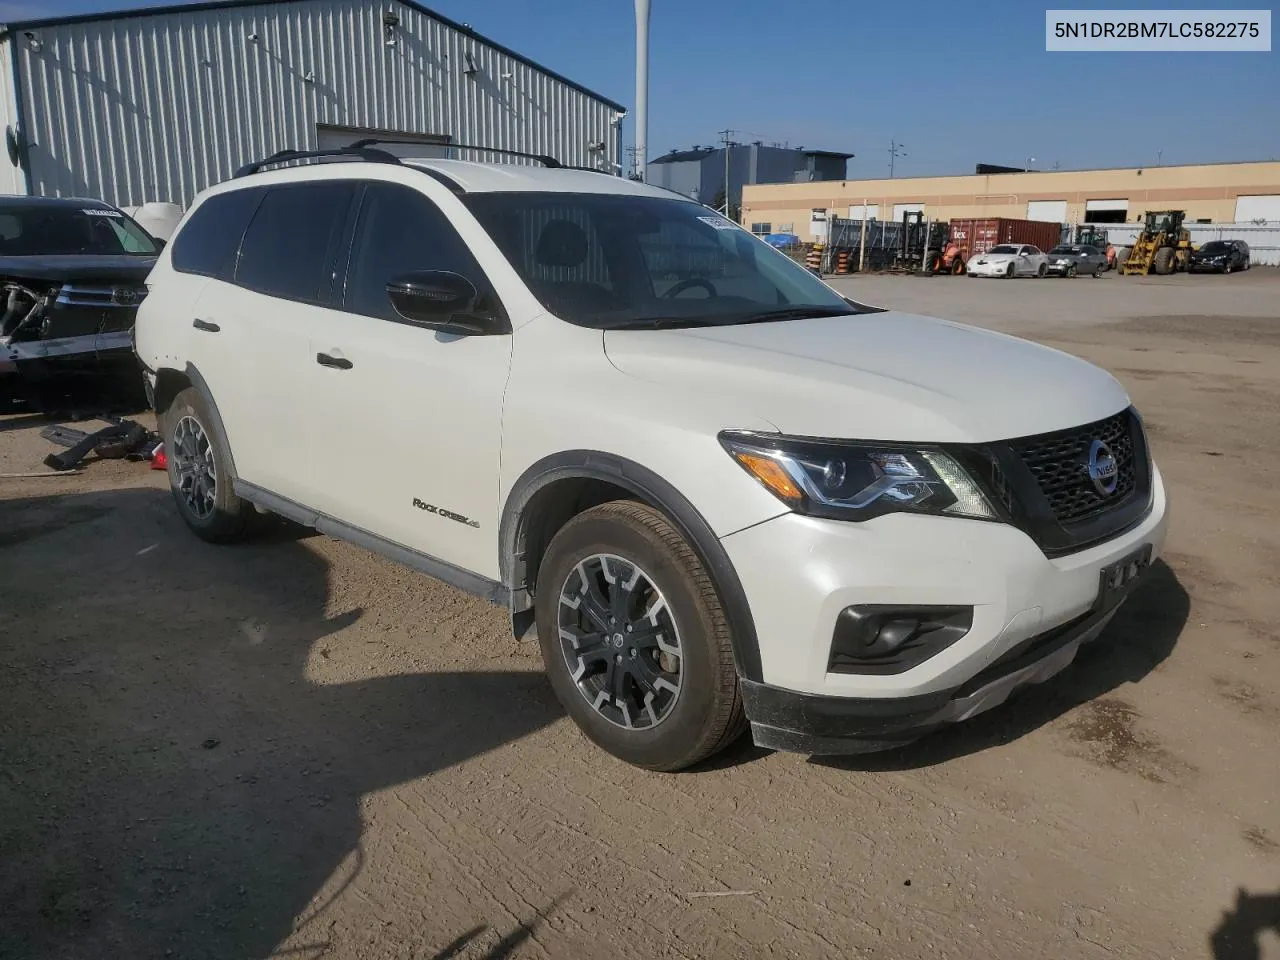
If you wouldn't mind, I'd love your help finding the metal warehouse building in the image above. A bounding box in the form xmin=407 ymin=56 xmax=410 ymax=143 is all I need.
xmin=0 ymin=0 xmax=625 ymax=208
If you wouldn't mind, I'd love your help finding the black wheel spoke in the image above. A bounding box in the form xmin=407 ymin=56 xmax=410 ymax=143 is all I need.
xmin=557 ymin=553 xmax=682 ymax=731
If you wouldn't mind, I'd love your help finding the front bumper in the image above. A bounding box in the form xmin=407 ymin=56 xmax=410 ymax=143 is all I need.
xmin=966 ymin=260 xmax=1012 ymax=276
xmin=1045 ymin=261 xmax=1076 ymax=275
xmin=721 ymin=466 xmax=1169 ymax=752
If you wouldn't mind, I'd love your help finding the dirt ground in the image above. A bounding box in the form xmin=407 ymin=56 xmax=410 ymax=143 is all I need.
xmin=2 ymin=269 xmax=1278 ymax=960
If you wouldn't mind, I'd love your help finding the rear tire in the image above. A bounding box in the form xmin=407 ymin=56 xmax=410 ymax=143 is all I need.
xmin=1153 ymin=247 xmax=1175 ymax=275
xmin=162 ymin=387 xmax=261 ymax=544
xmin=535 ymin=500 xmax=745 ymax=771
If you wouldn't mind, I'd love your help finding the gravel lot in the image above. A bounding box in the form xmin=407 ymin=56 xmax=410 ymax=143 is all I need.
xmin=2 ymin=269 xmax=1278 ymax=959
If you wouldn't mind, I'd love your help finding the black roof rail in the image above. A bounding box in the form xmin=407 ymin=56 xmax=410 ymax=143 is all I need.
xmin=234 ymin=146 xmax=402 ymax=178
xmin=349 ymin=137 xmax=564 ymax=169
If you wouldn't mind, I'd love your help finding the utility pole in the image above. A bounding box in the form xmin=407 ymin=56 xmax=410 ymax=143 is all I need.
xmin=634 ymin=0 xmax=650 ymax=181
xmin=888 ymin=140 xmax=906 ymax=178
xmin=720 ymin=128 xmax=734 ymax=217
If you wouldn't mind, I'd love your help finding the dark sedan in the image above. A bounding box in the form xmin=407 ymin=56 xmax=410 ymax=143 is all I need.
xmin=1189 ymin=240 xmax=1251 ymax=274
xmin=0 ymin=196 xmax=158 ymax=411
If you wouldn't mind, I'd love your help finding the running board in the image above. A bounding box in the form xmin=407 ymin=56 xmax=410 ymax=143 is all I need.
xmin=232 ymin=481 xmax=509 ymax=606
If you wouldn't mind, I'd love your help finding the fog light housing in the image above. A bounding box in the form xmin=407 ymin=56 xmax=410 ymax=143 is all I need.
xmin=828 ymin=605 xmax=973 ymax=675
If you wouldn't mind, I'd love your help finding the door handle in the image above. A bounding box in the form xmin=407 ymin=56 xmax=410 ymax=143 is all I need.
xmin=192 ymin=318 xmax=220 ymax=333
xmin=316 ymin=352 xmax=353 ymax=370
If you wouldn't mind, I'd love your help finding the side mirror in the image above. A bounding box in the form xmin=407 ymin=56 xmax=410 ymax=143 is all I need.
xmin=386 ymin=270 xmax=507 ymax=335
xmin=1019 ymin=251 xmax=1029 ymax=257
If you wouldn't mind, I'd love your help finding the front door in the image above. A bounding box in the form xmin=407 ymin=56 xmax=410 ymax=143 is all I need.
xmin=304 ymin=180 xmax=512 ymax=580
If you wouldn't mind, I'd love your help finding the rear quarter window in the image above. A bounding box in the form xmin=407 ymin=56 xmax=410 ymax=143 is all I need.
xmin=171 ymin=188 xmax=263 ymax=280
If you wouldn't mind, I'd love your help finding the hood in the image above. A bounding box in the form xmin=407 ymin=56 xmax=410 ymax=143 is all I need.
xmin=0 ymin=254 xmax=156 ymax=284
xmin=975 ymin=251 xmax=1016 ymax=262
xmin=1192 ymin=248 xmax=1227 ymax=258
xmin=604 ymin=311 xmax=1130 ymax=443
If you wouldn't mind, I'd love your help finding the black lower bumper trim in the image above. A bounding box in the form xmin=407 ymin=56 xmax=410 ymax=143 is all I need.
xmin=742 ymin=601 xmax=1124 ymax=755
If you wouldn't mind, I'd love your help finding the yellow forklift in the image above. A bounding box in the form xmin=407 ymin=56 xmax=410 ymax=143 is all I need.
xmin=1119 ymin=210 xmax=1193 ymax=276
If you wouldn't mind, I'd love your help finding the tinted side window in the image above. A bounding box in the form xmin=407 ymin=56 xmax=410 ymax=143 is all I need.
xmin=171 ymin=188 xmax=262 ymax=280
xmin=344 ymin=182 xmax=497 ymax=322
xmin=236 ymin=182 xmax=354 ymax=303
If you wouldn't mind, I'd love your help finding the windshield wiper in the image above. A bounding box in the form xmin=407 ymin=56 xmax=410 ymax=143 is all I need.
xmin=731 ymin=305 xmax=859 ymax=324
xmin=606 ymin=317 xmax=724 ymax=330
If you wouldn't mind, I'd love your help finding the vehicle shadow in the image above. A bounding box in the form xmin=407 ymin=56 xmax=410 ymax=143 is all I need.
xmin=1210 ymin=889 xmax=1280 ymax=960
xmin=814 ymin=559 xmax=1189 ymax=772
xmin=0 ymin=487 xmax=562 ymax=960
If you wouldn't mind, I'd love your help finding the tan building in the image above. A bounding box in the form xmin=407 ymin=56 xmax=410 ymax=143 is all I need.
xmin=741 ymin=160 xmax=1280 ymax=239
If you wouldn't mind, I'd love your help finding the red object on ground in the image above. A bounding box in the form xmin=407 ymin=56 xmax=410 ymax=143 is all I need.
xmin=947 ymin=217 xmax=1063 ymax=260
xmin=150 ymin=444 xmax=167 ymax=471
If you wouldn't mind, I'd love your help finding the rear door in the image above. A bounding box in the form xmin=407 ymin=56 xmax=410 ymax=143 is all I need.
xmin=304 ymin=179 xmax=512 ymax=578
xmin=196 ymin=180 xmax=356 ymax=503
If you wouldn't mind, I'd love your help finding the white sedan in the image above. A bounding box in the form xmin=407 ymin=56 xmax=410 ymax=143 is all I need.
xmin=966 ymin=243 xmax=1049 ymax=278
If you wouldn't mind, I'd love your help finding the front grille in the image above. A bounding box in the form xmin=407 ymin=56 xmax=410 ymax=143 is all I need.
xmin=1010 ymin=412 xmax=1137 ymax=523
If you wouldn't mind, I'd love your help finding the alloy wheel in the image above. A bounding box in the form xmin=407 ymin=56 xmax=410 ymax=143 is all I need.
xmin=172 ymin=415 xmax=216 ymax=520
xmin=557 ymin=553 xmax=682 ymax=730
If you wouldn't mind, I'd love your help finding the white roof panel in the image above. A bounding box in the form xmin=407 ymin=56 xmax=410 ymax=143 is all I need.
xmin=402 ymin=159 xmax=685 ymax=198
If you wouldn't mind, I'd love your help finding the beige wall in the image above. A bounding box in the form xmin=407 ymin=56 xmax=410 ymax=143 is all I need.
xmin=741 ymin=161 xmax=1280 ymax=239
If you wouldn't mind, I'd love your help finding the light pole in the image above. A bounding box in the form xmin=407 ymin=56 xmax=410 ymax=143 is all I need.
xmin=634 ymin=0 xmax=650 ymax=181
xmin=1025 ymin=155 xmax=1036 ymax=171
xmin=888 ymin=140 xmax=906 ymax=178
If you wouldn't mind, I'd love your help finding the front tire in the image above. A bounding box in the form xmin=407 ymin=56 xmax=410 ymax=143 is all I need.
xmin=162 ymin=387 xmax=261 ymax=544
xmin=1005 ymin=263 xmax=1016 ymax=279
xmin=1153 ymin=247 xmax=1175 ymax=275
xmin=535 ymin=501 xmax=745 ymax=771
xmin=1037 ymin=263 xmax=1047 ymax=278
xmin=1066 ymin=264 xmax=1077 ymax=278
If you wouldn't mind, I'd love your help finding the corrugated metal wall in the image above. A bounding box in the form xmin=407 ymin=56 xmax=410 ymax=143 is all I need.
xmin=12 ymin=0 xmax=623 ymax=207
xmin=0 ymin=39 xmax=25 ymax=195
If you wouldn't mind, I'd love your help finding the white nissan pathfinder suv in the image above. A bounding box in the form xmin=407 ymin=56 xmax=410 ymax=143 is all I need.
xmin=134 ymin=146 xmax=1169 ymax=771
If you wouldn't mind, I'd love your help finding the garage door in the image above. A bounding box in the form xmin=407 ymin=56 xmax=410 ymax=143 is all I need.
xmin=848 ymin=204 xmax=879 ymax=220
xmin=892 ymin=203 xmax=924 ymax=220
xmin=1026 ymin=200 xmax=1067 ymax=222
xmin=1235 ymin=194 xmax=1280 ymax=224
xmin=316 ymin=124 xmax=451 ymax=159
xmin=1085 ymin=198 xmax=1129 ymax=223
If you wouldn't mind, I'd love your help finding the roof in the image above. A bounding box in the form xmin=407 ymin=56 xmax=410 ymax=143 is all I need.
xmin=0 ymin=0 xmax=626 ymax=113
xmin=802 ymin=149 xmax=855 ymax=160
xmin=402 ymin=159 xmax=681 ymax=197
xmin=650 ymin=148 xmax=718 ymax=165
xmin=0 ymin=194 xmax=121 ymax=209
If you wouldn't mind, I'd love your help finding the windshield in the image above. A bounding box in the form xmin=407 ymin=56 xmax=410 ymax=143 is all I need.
xmin=1200 ymin=241 xmax=1230 ymax=253
xmin=989 ymin=244 xmax=1018 ymax=255
xmin=0 ymin=204 xmax=159 ymax=257
xmin=1049 ymin=246 xmax=1080 ymax=254
xmin=461 ymin=192 xmax=867 ymax=329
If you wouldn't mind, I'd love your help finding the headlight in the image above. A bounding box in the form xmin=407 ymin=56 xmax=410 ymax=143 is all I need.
xmin=719 ymin=431 xmax=998 ymax=522
xmin=1056 ymin=258 xmax=1070 ymax=264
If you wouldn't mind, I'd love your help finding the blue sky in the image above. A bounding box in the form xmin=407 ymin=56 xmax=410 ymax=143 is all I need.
xmin=2 ymin=0 xmax=1276 ymax=177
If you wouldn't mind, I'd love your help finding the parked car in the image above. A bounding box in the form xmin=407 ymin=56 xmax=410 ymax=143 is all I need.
xmin=1 ymin=196 xmax=157 ymax=411
xmin=1189 ymin=239 xmax=1250 ymax=274
xmin=135 ymin=150 xmax=1169 ymax=771
xmin=966 ymin=243 xmax=1049 ymax=278
xmin=1046 ymin=244 xmax=1108 ymax=278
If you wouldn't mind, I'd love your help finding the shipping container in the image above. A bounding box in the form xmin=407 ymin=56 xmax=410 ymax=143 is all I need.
xmin=947 ymin=218 xmax=1063 ymax=259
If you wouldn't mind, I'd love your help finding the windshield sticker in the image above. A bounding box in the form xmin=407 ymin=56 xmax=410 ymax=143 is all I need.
xmin=697 ymin=215 xmax=737 ymax=231
xmin=82 ymin=208 xmax=122 ymax=217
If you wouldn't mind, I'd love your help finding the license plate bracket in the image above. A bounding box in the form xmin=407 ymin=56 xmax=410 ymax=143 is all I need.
xmin=1096 ymin=544 xmax=1153 ymax=612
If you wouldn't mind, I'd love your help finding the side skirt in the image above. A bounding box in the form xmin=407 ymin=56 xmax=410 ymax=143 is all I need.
xmin=233 ymin=480 xmax=509 ymax=606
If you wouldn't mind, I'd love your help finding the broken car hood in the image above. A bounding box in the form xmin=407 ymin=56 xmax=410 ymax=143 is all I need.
xmin=603 ymin=311 xmax=1131 ymax=443
xmin=0 ymin=254 xmax=155 ymax=284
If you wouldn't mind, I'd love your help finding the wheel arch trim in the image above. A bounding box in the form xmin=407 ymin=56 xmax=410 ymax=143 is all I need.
xmin=500 ymin=450 xmax=764 ymax=682
xmin=179 ymin=361 xmax=239 ymax=483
